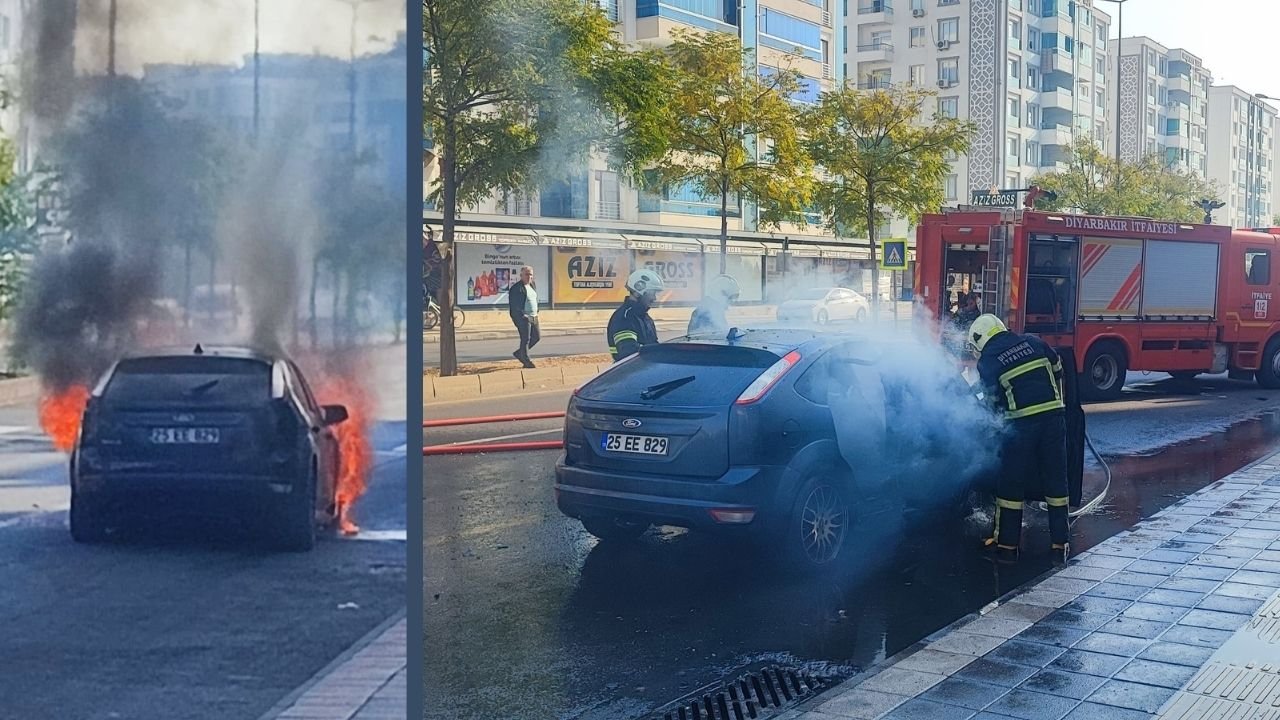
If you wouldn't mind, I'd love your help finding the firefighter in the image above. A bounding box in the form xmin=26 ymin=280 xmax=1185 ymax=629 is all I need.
xmin=967 ymin=313 xmax=1071 ymax=563
xmin=688 ymin=274 xmax=740 ymax=335
xmin=608 ymin=269 xmax=665 ymax=362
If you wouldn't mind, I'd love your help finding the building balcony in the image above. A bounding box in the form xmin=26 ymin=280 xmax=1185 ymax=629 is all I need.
xmin=856 ymin=0 xmax=893 ymax=24
xmin=856 ymin=41 xmax=894 ymax=63
xmin=1038 ymin=14 xmax=1071 ymax=37
xmin=596 ymin=200 xmax=622 ymax=221
xmin=1040 ymin=49 xmax=1073 ymax=75
xmin=1038 ymin=123 xmax=1073 ymax=147
xmin=1166 ymin=102 xmax=1190 ymax=121
xmin=1165 ymin=133 xmax=1190 ymax=149
xmin=1167 ymin=74 xmax=1192 ymax=95
xmin=857 ymin=79 xmax=893 ymax=90
xmin=1041 ymin=88 xmax=1074 ymax=111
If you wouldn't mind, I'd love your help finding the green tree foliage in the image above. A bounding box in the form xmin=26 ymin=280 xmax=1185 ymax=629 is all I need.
xmin=1033 ymin=138 xmax=1220 ymax=222
xmin=423 ymin=0 xmax=670 ymax=375
xmin=652 ymin=30 xmax=812 ymax=275
xmin=804 ymin=85 xmax=973 ymax=314
xmin=0 ymin=140 xmax=39 ymax=325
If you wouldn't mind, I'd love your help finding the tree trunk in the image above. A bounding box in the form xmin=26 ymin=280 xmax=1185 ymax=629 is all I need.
xmin=718 ymin=177 xmax=729 ymax=275
xmin=308 ymin=255 xmax=319 ymax=350
xmin=439 ymin=117 xmax=459 ymax=376
xmin=867 ymin=186 xmax=879 ymax=322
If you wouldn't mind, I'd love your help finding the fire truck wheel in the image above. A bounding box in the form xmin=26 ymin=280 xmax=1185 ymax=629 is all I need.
xmin=1083 ymin=341 xmax=1127 ymax=401
xmin=1257 ymin=337 xmax=1280 ymax=389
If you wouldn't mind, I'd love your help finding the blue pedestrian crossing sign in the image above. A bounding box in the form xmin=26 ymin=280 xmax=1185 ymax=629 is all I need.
xmin=880 ymin=239 xmax=908 ymax=270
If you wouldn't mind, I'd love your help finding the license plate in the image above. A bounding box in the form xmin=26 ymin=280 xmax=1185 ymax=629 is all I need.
xmin=150 ymin=427 xmax=220 ymax=444
xmin=602 ymin=433 xmax=668 ymax=456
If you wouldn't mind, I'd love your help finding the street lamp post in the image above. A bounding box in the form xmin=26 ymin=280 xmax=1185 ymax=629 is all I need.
xmin=1095 ymin=0 xmax=1127 ymax=163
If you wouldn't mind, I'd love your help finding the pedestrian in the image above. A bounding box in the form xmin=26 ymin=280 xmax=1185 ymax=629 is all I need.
xmin=967 ymin=313 xmax=1071 ymax=563
xmin=688 ymin=274 xmax=740 ymax=336
xmin=607 ymin=269 xmax=664 ymax=362
xmin=507 ymin=265 xmax=540 ymax=369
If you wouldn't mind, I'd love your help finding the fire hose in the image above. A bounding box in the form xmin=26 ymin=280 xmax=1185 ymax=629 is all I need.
xmin=423 ymin=411 xmax=567 ymax=455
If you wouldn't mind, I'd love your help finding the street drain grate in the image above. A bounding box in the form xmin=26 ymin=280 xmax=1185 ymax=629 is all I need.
xmin=648 ymin=666 xmax=826 ymax=720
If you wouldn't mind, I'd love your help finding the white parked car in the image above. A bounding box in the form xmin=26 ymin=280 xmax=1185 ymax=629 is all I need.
xmin=777 ymin=287 xmax=870 ymax=325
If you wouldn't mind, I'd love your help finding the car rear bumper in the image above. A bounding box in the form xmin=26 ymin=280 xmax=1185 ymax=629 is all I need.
xmin=554 ymin=460 xmax=786 ymax=532
xmin=74 ymin=472 xmax=301 ymax=520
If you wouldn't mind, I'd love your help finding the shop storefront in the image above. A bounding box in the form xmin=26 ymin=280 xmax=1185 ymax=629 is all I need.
xmin=452 ymin=227 xmax=545 ymax=306
xmin=625 ymin=235 xmax=705 ymax=304
xmin=543 ymin=231 xmax=630 ymax=306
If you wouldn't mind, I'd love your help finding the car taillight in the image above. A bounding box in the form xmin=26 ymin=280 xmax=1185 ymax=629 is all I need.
xmin=735 ymin=350 xmax=802 ymax=405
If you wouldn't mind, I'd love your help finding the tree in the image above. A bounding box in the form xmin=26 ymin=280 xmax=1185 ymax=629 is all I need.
xmin=1034 ymin=138 xmax=1220 ymax=222
xmin=653 ymin=30 xmax=812 ymax=275
xmin=423 ymin=0 xmax=670 ymax=375
xmin=804 ymin=85 xmax=973 ymax=315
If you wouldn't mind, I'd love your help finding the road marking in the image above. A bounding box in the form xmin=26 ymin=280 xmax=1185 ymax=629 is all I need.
xmin=0 ymin=425 xmax=35 ymax=435
xmin=340 ymin=529 xmax=406 ymax=542
xmin=441 ymin=427 xmax=560 ymax=446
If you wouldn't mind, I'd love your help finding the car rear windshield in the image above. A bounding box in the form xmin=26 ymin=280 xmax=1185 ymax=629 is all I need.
xmin=104 ymin=357 xmax=271 ymax=405
xmin=578 ymin=344 xmax=781 ymax=406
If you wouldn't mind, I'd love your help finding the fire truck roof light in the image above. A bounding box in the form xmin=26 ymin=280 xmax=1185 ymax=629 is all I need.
xmin=1046 ymin=216 xmax=1064 ymax=222
xmin=958 ymin=227 xmax=972 ymax=233
xmin=1179 ymin=225 xmax=1193 ymax=230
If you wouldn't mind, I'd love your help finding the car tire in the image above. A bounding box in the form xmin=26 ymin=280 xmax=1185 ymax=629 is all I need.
xmin=856 ymin=307 xmax=867 ymax=322
xmin=816 ymin=310 xmax=829 ymax=325
xmin=274 ymin=469 xmax=317 ymax=552
xmin=580 ymin=516 xmax=648 ymax=543
xmin=781 ymin=471 xmax=851 ymax=572
xmin=1082 ymin=341 xmax=1127 ymax=401
xmin=70 ymin=490 xmax=108 ymax=544
xmin=1257 ymin=336 xmax=1280 ymax=389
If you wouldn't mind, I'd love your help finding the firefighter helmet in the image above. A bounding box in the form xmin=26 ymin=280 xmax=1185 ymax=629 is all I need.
xmin=707 ymin=274 xmax=740 ymax=303
xmin=626 ymin=269 xmax=665 ymax=296
xmin=967 ymin=314 xmax=1007 ymax=354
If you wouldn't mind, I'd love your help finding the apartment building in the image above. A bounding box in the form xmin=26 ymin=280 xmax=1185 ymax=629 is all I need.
xmin=1110 ymin=37 xmax=1210 ymax=176
xmin=845 ymin=0 xmax=1110 ymax=205
xmin=467 ymin=0 xmax=840 ymax=238
xmin=1208 ymin=85 xmax=1275 ymax=228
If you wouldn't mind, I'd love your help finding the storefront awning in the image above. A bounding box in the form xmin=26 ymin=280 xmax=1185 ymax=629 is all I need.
xmin=818 ymin=246 xmax=866 ymax=260
xmin=705 ymin=239 xmax=767 ymax=255
xmin=623 ymin=234 xmax=705 ymax=252
xmin=769 ymin=244 xmax=822 ymax=257
xmin=451 ymin=226 xmax=539 ymax=245
xmin=536 ymin=230 xmax=627 ymax=249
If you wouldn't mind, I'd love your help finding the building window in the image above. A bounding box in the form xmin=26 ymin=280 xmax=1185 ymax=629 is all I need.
xmin=595 ymin=171 xmax=621 ymax=220
xmin=541 ymin=171 xmax=589 ymax=219
xmin=762 ymin=9 xmax=821 ymax=50
xmin=939 ymin=0 xmax=959 ymax=5
xmin=910 ymin=64 xmax=925 ymax=85
xmin=1008 ymin=58 xmax=1021 ymax=88
xmin=938 ymin=58 xmax=959 ymax=85
xmin=1028 ymin=28 xmax=1039 ymax=51
xmin=1007 ymin=135 xmax=1020 ymax=165
xmin=636 ymin=0 xmax=729 ymax=24
xmin=1095 ymin=88 xmax=1105 ymax=109
xmin=1028 ymin=67 xmax=1040 ymax=90
xmin=1096 ymin=57 xmax=1105 ymax=76
xmin=1009 ymin=19 xmax=1022 ymax=50
xmin=1026 ymin=142 xmax=1040 ymax=166
xmin=910 ymin=27 xmax=926 ymax=48
xmin=945 ymin=174 xmax=958 ymax=201
xmin=1027 ymin=102 xmax=1040 ymax=128
xmin=1097 ymin=25 xmax=1107 ymax=48
xmin=938 ymin=96 xmax=959 ymax=118
xmin=938 ymin=17 xmax=959 ymax=43
xmin=1008 ymin=96 xmax=1021 ymax=126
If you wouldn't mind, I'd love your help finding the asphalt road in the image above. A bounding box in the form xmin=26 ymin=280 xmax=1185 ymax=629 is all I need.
xmin=424 ymin=373 xmax=1280 ymax=720
xmin=0 ymin=402 xmax=407 ymax=720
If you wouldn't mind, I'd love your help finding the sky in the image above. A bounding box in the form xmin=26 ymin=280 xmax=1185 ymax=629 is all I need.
xmin=1115 ymin=1 xmax=1279 ymax=103
xmin=72 ymin=0 xmax=405 ymax=76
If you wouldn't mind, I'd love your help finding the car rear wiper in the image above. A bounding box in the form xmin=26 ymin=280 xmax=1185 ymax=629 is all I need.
xmin=185 ymin=379 xmax=221 ymax=396
xmin=640 ymin=375 xmax=695 ymax=400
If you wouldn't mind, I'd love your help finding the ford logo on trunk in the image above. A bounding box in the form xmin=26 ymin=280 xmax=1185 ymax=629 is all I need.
xmin=173 ymin=414 xmax=195 ymax=423
xmin=622 ymin=418 xmax=641 ymax=429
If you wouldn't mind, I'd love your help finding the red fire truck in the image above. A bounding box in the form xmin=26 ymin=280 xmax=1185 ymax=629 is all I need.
xmin=915 ymin=209 xmax=1280 ymax=400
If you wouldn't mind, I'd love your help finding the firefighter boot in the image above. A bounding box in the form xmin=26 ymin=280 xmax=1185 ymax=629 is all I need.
xmin=982 ymin=537 xmax=1020 ymax=564
xmin=1051 ymin=543 xmax=1070 ymax=565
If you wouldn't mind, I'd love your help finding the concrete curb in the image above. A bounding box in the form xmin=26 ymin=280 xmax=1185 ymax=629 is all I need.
xmin=425 ymin=362 xmax=611 ymax=401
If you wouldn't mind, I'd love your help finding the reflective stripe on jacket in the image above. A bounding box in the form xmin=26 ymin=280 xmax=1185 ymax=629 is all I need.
xmin=977 ymin=331 xmax=1065 ymax=419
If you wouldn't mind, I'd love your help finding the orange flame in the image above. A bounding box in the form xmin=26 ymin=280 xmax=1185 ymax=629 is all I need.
xmin=39 ymin=385 xmax=91 ymax=453
xmin=316 ymin=377 xmax=373 ymax=536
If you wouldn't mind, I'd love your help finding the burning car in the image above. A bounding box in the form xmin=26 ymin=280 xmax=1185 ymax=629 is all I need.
xmin=68 ymin=345 xmax=349 ymax=551
xmin=554 ymin=328 xmax=996 ymax=571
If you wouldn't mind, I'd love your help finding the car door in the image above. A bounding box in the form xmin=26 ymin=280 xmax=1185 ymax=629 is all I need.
xmin=286 ymin=362 xmax=340 ymax=510
xmin=831 ymin=289 xmax=855 ymax=320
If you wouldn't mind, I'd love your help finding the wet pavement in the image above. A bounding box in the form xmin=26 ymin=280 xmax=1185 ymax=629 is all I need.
xmin=795 ymin=446 xmax=1280 ymax=719
xmin=424 ymin=379 xmax=1280 ymax=720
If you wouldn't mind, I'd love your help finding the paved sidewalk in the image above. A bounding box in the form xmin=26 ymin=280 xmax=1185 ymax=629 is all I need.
xmin=262 ymin=614 xmax=406 ymax=720
xmin=785 ymin=453 xmax=1280 ymax=720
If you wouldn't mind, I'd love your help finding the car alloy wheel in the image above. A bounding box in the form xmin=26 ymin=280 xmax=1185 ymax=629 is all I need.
xmin=799 ymin=482 xmax=848 ymax=564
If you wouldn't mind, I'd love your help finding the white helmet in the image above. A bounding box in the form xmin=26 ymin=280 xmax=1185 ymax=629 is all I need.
xmin=627 ymin=269 xmax=665 ymax=299
xmin=707 ymin=274 xmax=740 ymax=303
xmin=967 ymin=313 xmax=1007 ymax=355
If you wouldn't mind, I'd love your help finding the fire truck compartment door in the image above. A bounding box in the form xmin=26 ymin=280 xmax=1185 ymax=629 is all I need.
xmin=1078 ymin=237 xmax=1142 ymax=317
xmin=1142 ymin=240 xmax=1219 ymax=317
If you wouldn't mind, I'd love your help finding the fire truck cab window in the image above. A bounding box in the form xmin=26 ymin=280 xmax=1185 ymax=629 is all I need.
xmin=1025 ymin=236 xmax=1078 ymax=334
xmin=1246 ymin=250 xmax=1271 ymax=286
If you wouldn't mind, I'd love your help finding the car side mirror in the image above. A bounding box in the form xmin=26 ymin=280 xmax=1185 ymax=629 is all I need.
xmin=322 ymin=404 xmax=349 ymax=426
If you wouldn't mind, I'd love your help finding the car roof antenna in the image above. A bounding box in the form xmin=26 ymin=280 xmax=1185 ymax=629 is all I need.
xmin=193 ymin=343 xmax=204 ymax=355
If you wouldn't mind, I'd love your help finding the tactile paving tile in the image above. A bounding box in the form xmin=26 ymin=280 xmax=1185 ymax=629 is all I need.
xmin=1174 ymin=661 xmax=1280 ymax=708
xmin=1250 ymin=596 xmax=1280 ymax=644
xmin=1160 ymin=691 xmax=1280 ymax=719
